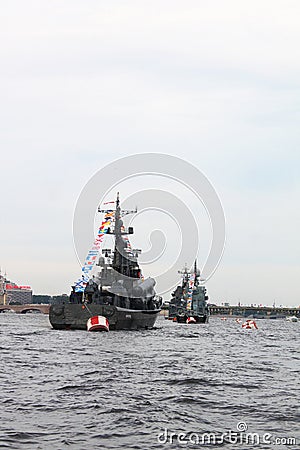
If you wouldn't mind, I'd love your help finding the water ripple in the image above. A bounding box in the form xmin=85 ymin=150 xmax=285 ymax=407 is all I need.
xmin=0 ymin=314 xmax=299 ymax=449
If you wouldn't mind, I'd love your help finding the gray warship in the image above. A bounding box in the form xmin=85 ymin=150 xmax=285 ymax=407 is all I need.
xmin=49 ymin=194 xmax=162 ymax=330
xmin=168 ymin=262 xmax=209 ymax=323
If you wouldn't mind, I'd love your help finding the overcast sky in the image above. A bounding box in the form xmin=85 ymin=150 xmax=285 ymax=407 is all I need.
xmin=0 ymin=1 xmax=299 ymax=306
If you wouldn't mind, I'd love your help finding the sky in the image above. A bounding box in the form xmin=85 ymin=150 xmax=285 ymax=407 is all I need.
xmin=0 ymin=0 xmax=299 ymax=306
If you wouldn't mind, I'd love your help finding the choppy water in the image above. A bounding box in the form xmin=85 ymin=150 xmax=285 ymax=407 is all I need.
xmin=0 ymin=313 xmax=299 ymax=449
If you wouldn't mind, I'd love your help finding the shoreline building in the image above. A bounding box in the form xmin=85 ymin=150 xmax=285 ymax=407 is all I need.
xmin=0 ymin=272 xmax=5 ymax=305
xmin=0 ymin=272 xmax=32 ymax=305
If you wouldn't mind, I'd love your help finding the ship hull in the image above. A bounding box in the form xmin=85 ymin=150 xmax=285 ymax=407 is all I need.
xmin=49 ymin=303 xmax=160 ymax=331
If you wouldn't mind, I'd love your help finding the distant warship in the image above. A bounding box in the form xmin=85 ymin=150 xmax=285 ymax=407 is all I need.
xmin=49 ymin=194 xmax=162 ymax=330
xmin=168 ymin=262 xmax=209 ymax=323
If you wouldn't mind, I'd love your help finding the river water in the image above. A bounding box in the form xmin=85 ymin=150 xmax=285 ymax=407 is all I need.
xmin=0 ymin=313 xmax=299 ymax=449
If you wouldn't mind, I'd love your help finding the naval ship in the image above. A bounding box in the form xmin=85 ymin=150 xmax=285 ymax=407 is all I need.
xmin=168 ymin=262 xmax=209 ymax=323
xmin=49 ymin=194 xmax=162 ymax=330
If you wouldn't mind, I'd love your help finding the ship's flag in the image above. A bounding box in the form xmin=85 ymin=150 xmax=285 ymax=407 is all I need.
xmin=86 ymin=251 xmax=98 ymax=256
xmin=100 ymin=220 xmax=110 ymax=227
xmin=75 ymin=278 xmax=87 ymax=292
xmin=186 ymin=272 xmax=195 ymax=310
xmin=74 ymin=211 xmax=115 ymax=292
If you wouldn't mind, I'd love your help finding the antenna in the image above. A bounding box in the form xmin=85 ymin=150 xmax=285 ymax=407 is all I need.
xmin=98 ymin=193 xmax=137 ymax=216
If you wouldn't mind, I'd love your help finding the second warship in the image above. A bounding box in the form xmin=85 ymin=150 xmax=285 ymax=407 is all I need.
xmin=49 ymin=194 xmax=162 ymax=330
xmin=168 ymin=262 xmax=209 ymax=323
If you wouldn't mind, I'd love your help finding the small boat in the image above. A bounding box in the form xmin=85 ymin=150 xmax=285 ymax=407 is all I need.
xmin=286 ymin=316 xmax=298 ymax=322
xmin=87 ymin=316 xmax=109 ymax=332
xmin=242 ymin=319 xmax=258 ymax=329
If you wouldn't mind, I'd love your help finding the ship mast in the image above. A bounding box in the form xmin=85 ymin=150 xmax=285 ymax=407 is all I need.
xmin=113 ymin=192 xmax=124 ymax=273
xmin=194 ymin=260 xmax=199 ymax=286
xmin=98 ymin=193 xmax=139 ymax=278
xmin=178 ymin=260 xmax=200 ymax=289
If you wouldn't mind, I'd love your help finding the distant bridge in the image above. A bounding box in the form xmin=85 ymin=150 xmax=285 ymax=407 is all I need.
xmin=209 ymin=305 xmax=300 ymax=318
xmin=0 ymin=304 xmax=50 ymax=314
